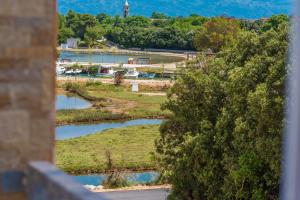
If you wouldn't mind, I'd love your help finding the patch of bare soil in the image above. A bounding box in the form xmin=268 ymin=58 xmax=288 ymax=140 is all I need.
xmin=57 ymin=77 xmax=173 ymax=87
xmin=102 ymin=98 xmax=137 ymax=114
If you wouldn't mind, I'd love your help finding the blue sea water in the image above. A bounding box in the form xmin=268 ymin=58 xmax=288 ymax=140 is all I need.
xmin=58 ymin=0 xmax=292 ymax=19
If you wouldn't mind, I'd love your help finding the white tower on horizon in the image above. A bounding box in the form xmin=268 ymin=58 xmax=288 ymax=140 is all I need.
xmin=124 ymin=0 xmax=129 ymax=18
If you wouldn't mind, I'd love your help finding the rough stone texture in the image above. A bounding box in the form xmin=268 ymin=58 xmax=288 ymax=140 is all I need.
xmin=0 ymin=0 xmax=57 ymax=199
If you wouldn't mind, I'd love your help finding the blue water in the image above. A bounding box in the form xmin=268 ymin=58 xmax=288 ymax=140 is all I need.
xmin=73 ymin=171 xmax=159 ymax=186
xmin=58 ymin=0 xmax=292 ymax=19
xmin=60 ymin=51 xmax=132 ymax=64
xmin=56 ymin=95 xmax=92 ymax=110
xmin=59 ymin=51 xmax=183 ymax=64
xmin=56 ymin=119 xmax=163 ymax=140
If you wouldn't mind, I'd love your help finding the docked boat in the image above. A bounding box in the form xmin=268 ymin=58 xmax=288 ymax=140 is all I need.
xmin=98 ymin=66 xmax=115 ymax=77
xmin=65 ymin=69 xmax=82 ymax=75
xmin=56 ymin=62 xmax=66 ymax=75
xmin=56 ymin=67 xmax=66 ymax=75
xmin=74 ymin=69 xmax=82 ymax=74
xmin=65 ymin=69 xmax=74 ymax=75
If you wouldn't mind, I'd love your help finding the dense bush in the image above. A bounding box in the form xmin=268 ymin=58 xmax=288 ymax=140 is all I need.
xmin=156 ymin=21 xmax=289 ymax=199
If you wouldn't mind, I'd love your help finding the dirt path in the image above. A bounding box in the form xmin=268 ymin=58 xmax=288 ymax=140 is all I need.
xmin=102 ymin=98 xmax=137 ymax=114
xmin=138 ymin=92 xmax=166 ymax=96
xmin=57 ymin=77 xmax=173 ymax=87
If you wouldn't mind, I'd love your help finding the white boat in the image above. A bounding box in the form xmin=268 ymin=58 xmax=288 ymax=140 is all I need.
xmin=124 ymin=68 xmax=140 ymax=79
xmin=98 ymin=66 xmax=115 ymax=76
xmin=74 ymin=69 xmax=82 ymax=74
xmin=64 ymin=69 xmax=82 ymax=75
xmin=56 ymin=65 xmax=66 ymax=75
xmin=65 ymin=69 xmax=74 ymax=75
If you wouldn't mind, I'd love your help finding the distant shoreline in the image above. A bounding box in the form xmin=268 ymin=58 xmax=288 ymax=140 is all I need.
xmin=57 ymin=47 xmax=193 ymax=59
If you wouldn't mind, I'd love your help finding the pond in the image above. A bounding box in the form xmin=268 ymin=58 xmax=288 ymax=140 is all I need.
xmin=56 ymin=94 xmax=92 ymax=110
xmin=59 ymin=51 xmax=184 ymax=64
xmin=73 ymin=171 xmax=159 ymax=186
xmin=56 ymin=119 xmax=163 ymax=140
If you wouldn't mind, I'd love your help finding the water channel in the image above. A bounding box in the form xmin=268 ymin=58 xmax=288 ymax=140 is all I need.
xmin=56 ymin=94 xmax=92 ymax=110
xmin=56 ymin=95 xmax=162 ymax=185
xmin=73 ymin=171 xmax=160 ymax=186
xmin=56 ymin=119 xmax=163 ymax=140
xmin=59 ymin=51 xmax=184 ymax=64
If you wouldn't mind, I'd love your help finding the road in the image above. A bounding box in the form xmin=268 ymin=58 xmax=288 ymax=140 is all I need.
xmin=99 ymin=189 xmax=170 ymax=200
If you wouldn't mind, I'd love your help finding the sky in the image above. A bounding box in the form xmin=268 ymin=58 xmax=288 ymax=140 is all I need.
xmin=58 ymin=0 xmax=293 ymax=19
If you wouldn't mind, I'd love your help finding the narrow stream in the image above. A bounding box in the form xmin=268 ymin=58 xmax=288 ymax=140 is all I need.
xmin=56 ymin=119 xmax=163 ymax=140
xmin=73 ymin=171 xmax=160 ymax=186
xmin=56 ymin=95 xmax=162 ymax=184
xmin=56 ymin=94 xmax=92 ymax=110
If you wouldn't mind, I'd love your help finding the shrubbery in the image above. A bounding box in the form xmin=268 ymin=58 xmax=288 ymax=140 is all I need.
xmin=156 ymin=19 xmax=289 ymax=199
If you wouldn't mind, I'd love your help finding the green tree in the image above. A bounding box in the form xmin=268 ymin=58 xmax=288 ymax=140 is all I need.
xmin=194 ymin=17 xmax=240 ymax=52
xmin=58 ymin=27 xmax=74 ymax=44
xmin=261 ymin=14 xmax=289 ymax=32
xmin=84 ymin=26 xmax=104 ymax=47
xmin=156 ymin=22 xmax=288 ymax=199
xmin=151 ymin=12 xmax=168 ymax=19
xmin=96 ymin=13 xmax=111 ymax=23
xmin=124 ymin=16 xmax=151 ymax=27
xmin=66 ymin=10 xmax=98 ymax=40
xmin=58 ymin=14 xmax=66 ymax=29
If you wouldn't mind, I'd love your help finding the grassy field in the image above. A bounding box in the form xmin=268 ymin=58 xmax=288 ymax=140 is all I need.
xmin=56 ymin=125 xmax=160 ymax=174
xmin=56 ymin=82 xmax=170 ymax=124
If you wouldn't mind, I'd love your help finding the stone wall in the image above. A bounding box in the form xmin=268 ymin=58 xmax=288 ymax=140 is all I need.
xmin=0 ymin=0 xmax=57 ymax=199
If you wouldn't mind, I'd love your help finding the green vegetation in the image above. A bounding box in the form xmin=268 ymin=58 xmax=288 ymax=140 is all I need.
xmin=56 ymin=109 xmax=128 ymax=125
xmin=58 ymin=11 xmax=288 ymax=52
xmin=156 ymin=16 xmax=289 ymax=199
xmin=56 ymin=13 xmax=290 ymax=197
xmin=64 ymin=82 xmax=106 ymax=101
xmin=102 ymin=150 xmax=130 ymax=189
xmin=56 ymin=125 xmax=160 ymax=174
xmin=59 ymin=11 xmax=207 ymax=49
xmin=194 ymin=17 xmax=240 ymax=52
xmin=56 ymin=82 xmax=169 ymax=124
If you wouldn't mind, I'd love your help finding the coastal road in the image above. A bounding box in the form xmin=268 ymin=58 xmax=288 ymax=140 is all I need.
xmin=99 ymin=189 xmax=170 ymax=200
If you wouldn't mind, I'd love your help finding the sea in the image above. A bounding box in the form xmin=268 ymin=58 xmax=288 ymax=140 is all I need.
xmin=58 ymin=0 xmax=292 ymax=19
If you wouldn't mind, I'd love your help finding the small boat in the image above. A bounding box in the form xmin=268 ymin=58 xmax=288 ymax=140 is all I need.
xmin=74 ymin=69 xmax=82 ymax=74
xmin=124 ymin=68 xmax=140 ymax=79
xmin=98 ymin=66 xmax=115 ymax=77
xmin=56 ymin=64 xmax=66 ymax=75
xmin=65 ymin=69 xmax=74 ymax=75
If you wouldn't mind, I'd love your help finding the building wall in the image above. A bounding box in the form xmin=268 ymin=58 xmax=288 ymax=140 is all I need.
xmin=67 ymin=38 xmax=78 ymax=48
xmin=0 ymin=0 xmax=57 ymax=199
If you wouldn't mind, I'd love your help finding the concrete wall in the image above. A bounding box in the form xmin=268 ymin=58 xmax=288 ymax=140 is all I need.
xmin=0 ymin=0 xmax=57 ymax=199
